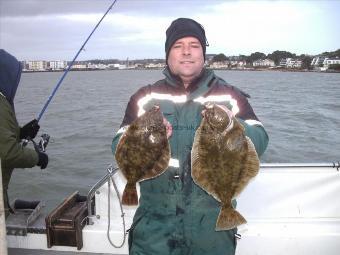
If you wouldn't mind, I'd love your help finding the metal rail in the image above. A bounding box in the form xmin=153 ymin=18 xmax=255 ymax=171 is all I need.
xmin=85 ymin=161 xmax=339 ymax=224
xmin=261 ymin=162 xmax=340 ymax=169
xmin=87 ymin=165 xmax=119 ymax=224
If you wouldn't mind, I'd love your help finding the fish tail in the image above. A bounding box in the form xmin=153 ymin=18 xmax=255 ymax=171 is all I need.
xmin=122 ymin=183 xmax=138 ymax=205
xmin=215 ymin=206 xmax=246 ymax=231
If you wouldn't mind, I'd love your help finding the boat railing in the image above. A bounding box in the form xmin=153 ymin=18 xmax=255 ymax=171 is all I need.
xmin=87 ymin=164 xmax=119 ymax=225
xmin=85 ymin=161 xmax=339 ymax=225
xmin=260 ymin=162 xmax=340 ymax=169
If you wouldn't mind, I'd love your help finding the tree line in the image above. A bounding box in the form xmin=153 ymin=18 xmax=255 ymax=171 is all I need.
xmin=211 ymin=49 xmax=340 ymax=69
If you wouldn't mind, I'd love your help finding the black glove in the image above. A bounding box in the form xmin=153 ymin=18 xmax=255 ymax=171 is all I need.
xmin=20 ymin=119 xmax=40 ymax=139
xmin=37 ymin=151 xmax=48 ymax=169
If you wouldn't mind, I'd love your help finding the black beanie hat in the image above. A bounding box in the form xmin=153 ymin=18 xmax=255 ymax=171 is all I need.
xmin=165 ymin=18 xmax=208 ymax=62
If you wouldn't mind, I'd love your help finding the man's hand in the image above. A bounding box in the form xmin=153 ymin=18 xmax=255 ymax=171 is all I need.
xmin=163 ymin=117 xmax=172 ymax=139
xmin=216 ymin=104 xmax=234 ymax=117
xmin=37 ymin=151 xmax=48 ymax=169
xmin=20 ymin=119 xmax=40 ymax=139
xmin=202 ymin=104 xmax=234 ymax=119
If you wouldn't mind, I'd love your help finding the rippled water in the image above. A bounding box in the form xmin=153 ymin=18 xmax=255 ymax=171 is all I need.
xmin=9 ymin=69 xmax=340 ymax=210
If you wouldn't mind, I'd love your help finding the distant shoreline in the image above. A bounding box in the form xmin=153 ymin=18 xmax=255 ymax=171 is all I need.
xmin=22 ymin=68 xmax=340 ymax=74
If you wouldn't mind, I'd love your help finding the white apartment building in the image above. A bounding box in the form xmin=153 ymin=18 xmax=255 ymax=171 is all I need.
xmin=252 ymin=59 xmax=275 ymax=67
xmin=279 ymin=58 xmax=287 ymax=66
xmin=311 ymin=56 xmax=327 ymax=66
xmin=145 ymin=63 xmax=165 ymax=69
xmin=323 ymin=58 xmax=340 ymax=67
xmin=48 ymin=61 xmax=67 ymax=70
xmin=286 ymin=58 xmax=302 ymax=68
xmin=209 ymin=61 xmax=229 ymax=69
xmin=26 ymin=60 xmax=47 ymax=71
xmin=87 ymin=63 xmax=108 ymax=70
xmin=310 ymin=56 xmax=340 ymax=70
xmin=279 ymin=58 xmax=302 ymax=68
xmin=71 ymin=64 xmax=87 ymax=69
xmin=229 ymin=60 xmax=247 ymax=68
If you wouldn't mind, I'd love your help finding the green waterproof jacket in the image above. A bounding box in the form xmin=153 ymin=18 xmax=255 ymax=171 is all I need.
xmin=0 ymin=94 xmax=39 ymax=216
xmin=112 ymin=68 xmax=269 ymax=255
xmin=0 ymin=49 xmax=39 ymax=217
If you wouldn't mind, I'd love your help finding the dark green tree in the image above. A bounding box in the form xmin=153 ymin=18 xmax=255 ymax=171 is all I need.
xmin=267 ymin=50 xmax=296 ymax=65
xmin=299 ymin=54 xmax=313 ymax=70
xmin=211 ymin=53 xmax=229 ymax=62
xmin=238 ymin=55 xmax=248 ymax=61
xmin=246 ymin=52 xmax=266 ymax=64
xmin=329 ymin=49 xmax=340 ymax=58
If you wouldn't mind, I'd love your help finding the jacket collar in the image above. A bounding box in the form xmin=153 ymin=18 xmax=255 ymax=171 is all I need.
xmin=162 ymin=67 xmax=216 ymax=99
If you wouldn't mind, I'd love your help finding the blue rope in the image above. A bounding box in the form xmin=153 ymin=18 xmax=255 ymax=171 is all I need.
xmin=37 ymin=0 xmax=118 ymax=121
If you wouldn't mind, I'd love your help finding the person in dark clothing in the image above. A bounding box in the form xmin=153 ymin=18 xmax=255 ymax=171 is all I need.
xmin=112 ymin=18 xmax=269 ymax=255
xmin=0 ymin=49 xmax=48 ymax=217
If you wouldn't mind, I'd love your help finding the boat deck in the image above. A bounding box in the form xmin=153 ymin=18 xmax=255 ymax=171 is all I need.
xmin=7 ymin=164 xmax=340 ymax=255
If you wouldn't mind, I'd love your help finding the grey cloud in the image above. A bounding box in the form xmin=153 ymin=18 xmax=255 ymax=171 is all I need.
xmin=1 ymin=0 xmax=212 ymax=17
xmin=1 ymin=0 xmax=113 ymax=17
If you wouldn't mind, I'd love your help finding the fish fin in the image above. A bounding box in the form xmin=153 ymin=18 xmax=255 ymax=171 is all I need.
xmin=216 ymin=206 xmax=246 ymax=231
xmin=152 ymin=142 xmax=171 ymax=174
xmin=234 ymin=137 xmax=260 ymax=197
xmin=122 ymin=183 xmax=138 ymax=205
xmin=114 ymin=132 xmax=128 ymax=167
xmin=191 ymin=126 xmax=202 ymax=181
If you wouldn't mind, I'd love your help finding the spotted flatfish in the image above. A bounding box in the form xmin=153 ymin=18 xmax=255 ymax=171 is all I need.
xmin=191 ymin=103 xmax=260 ymax=230
xmin=115 ymin=106 xmax=170 ymax=205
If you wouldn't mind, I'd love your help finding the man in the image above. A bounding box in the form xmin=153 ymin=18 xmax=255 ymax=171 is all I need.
xmin=0 ymin=49 xmax=48 ymax=217
xmin=112 ymin=18 xmax=268 ymax=255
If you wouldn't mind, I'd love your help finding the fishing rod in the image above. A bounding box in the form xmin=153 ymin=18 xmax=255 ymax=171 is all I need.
xmin=38 ymin=0 xmax=117 ymax=121
xmin=23 ymin=0 xmax=118 ymax=146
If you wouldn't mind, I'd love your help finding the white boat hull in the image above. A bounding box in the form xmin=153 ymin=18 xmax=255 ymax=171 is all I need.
xmin=7 ymin=164 xmax=340 ymax=254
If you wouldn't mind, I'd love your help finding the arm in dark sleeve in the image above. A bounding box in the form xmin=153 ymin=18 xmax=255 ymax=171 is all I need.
xmin=238 ymin=119 xmax=269 ymax=157
xmin=0 ymin=99 xmax=38 ymax=169
xmin=235 ymin=93 xmax=269 ymax=157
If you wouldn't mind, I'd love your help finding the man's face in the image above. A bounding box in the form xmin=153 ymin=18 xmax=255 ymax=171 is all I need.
xmin=167 ymin=36 xmax=204 ymax=84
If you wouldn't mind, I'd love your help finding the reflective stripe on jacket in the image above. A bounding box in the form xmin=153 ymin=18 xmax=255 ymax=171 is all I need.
xmin=112 ymin=68 xmax=269 ymax=255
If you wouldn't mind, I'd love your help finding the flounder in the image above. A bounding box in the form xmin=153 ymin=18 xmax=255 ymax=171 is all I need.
xmin=191 ymin=103 xmax=260 ymax=230
xmin=115 ymin=106 xmax=170 ymax=205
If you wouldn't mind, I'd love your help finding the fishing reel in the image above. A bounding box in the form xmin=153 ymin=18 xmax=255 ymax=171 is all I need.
xmin=38 ymin=133 xmax=50 ymax=152
xmin=30 ymin=133 xmax=50 ymax=153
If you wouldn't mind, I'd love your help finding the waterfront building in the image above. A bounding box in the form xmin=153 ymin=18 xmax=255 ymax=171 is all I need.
xmin=145 ymin=63 xmax=165 ymax=69
xmin=279 ymin=58 xmax=302 ymax=68
xmin=253 ymin=59 xmax=275 ymax=67
xmin=108 ymin=64 xmax=120 ymax=70
xmin=229 ymin=60 xmax=247 ymax=68
xmin=311 ymin=56 xmax=327 ymax=67
xmin=21 ymin=61 xmax=28 ymax=70
xmin=26 ymin=60 xmax=47 ymax=71
xmin=71 ymin=64 xmax=87 ymax=70
xmin=87 ymin=63 xmax=108 ymax=70
xmin=323 ymin=58 xmax=340 ymax=68
xmin=48 ymin=60 xmax=67 ymax=70
xmin=286 ymin=58 xmax=302 ymax=68
xmin=209 ymin=61 xmax=229 ymax=69
xmin=279 ymin=58 xmax=287 ymax=67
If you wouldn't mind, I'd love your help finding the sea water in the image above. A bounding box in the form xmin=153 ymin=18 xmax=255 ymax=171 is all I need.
xmin=9 ymin=70 xmax=340 ymax=210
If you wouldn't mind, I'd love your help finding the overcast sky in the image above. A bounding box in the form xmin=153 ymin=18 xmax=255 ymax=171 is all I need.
xmin=1 ymin=0 xmax=339 ymax=61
